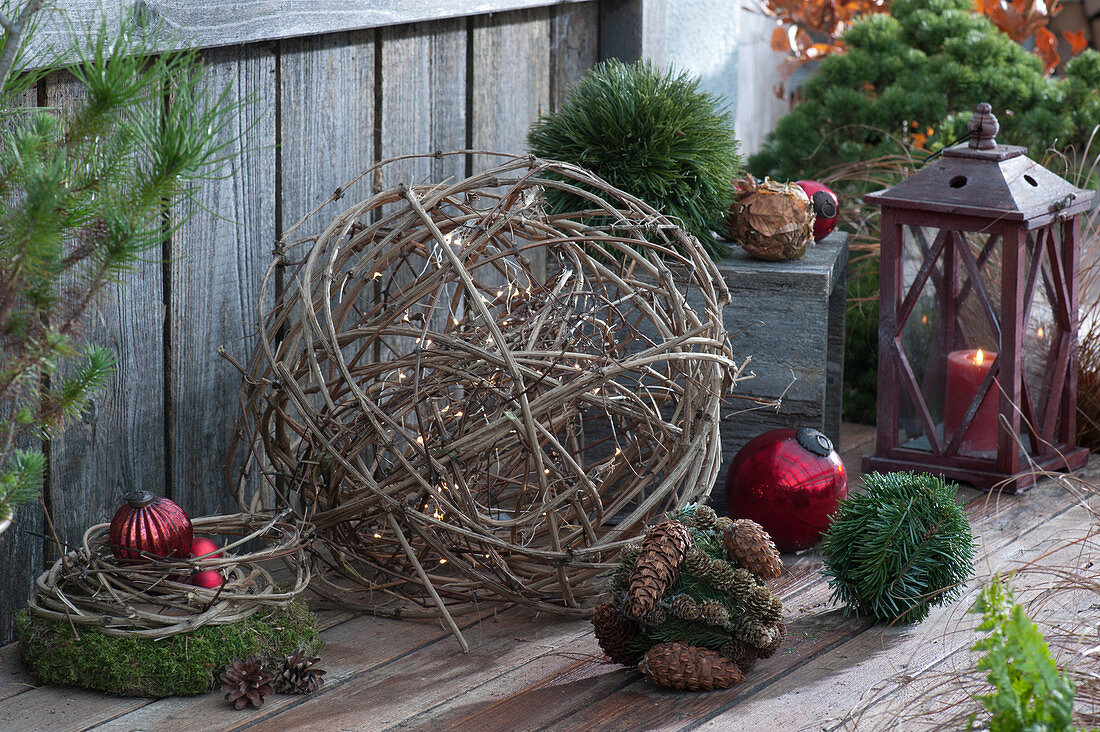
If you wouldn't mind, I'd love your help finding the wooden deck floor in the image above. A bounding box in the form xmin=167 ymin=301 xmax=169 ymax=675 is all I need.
xmin=3 ymin=424 xmax=1099 ymax=731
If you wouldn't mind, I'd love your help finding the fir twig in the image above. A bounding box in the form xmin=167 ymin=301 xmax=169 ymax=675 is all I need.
xmin=821 ymin=471 xmax=976 ymax=624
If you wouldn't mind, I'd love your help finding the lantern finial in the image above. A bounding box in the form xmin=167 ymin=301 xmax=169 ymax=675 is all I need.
xmin=967 ymin=103 xmax=998 ymax=150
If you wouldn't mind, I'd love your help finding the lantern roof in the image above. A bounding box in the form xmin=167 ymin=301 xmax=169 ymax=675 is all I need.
xmin=865 ymin=104 xmax=1094 ymax=223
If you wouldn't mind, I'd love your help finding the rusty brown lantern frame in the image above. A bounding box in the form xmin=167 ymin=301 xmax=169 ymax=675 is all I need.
xmin=862 ymin=104 xmax=1094 ymax=492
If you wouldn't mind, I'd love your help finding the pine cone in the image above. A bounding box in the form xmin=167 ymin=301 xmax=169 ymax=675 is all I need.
xmin=743 ymin=585 xmax=784 ymax=626
xmin=220 ymin=654 xmax=274 ymax=710
xmin=272 ymin=648 xmax=326 ymax=694
xmin=698 ymin=600 xmax=730 ymax=627
xmin=625 ymin=521 xmax=691 ymax=619
xmin=671 ymin=594 xmax=700 ymax=620
xmin=730 ymin=616 xmax=776 ymax=648
xmin=722 ymin=519 xmax=783 ymax=581
xmin=639 ymin=642 xmax=745 ymax=691
xmin=719 ymin=637 xmax=757 ymax=668
xmin=687 ymin=504 xmax=718 ymax=531
xmin=756 ymin=622 xmax=786 ymax=659
xmin=591 ymin=603 xmax=642 ymax=667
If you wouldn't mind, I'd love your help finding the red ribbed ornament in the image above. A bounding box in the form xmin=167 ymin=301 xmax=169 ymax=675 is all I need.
xmin=109 ymin=491 xmax=193 ymax=562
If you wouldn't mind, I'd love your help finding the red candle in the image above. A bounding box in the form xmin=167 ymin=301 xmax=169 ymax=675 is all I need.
xmin=944 ymin=348 xmax=999 ymax=454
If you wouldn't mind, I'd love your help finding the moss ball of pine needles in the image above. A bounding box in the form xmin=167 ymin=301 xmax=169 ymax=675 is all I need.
xmin=820 ymin=472 xmax=976 ymax=624
xmin=526 ymin=59 xmax=742 ymax=261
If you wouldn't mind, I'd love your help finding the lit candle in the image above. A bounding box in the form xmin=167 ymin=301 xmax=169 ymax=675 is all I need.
xmin=943 ymin=348 xmax=999 ymax=454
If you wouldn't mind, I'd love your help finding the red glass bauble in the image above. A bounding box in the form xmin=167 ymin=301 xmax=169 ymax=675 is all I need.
xmin=725 ymin=428 xmax=847 ymax=552
xmin=795 ymin=180 xmax=839 ymax=242
xmin=190 ymin=536 xmax=222 ymax=559
xmin=109 ymin=491 xmax=193 ymax=562
xmin=191 ymin=569 xmax=223 ymax=589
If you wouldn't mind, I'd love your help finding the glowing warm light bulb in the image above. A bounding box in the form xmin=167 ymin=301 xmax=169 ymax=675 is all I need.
xmin=974 ymin=348 xmax=985 ymax=365
xmin=373 ymin=532 xmax=382 ymax=538
xmin=439 ymin=558 xmax=447 ymax=564
xmin=1037 ymin=326 xmax=1045 ymax=339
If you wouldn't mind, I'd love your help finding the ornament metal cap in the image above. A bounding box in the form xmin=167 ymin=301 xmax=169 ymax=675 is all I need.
xmin=811 ymin=190 xmax=837 ymax=219
xmin=796 ymin=428 xmax=833 ymax=457
xmin=123 ymin=490 xmax=156 ymax=508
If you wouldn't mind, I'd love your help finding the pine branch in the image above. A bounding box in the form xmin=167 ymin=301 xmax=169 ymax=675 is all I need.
xmin=0 ymin=447 xmax=44 ymax=519
xmin=0 ymin=0 xmax=42 ymax=94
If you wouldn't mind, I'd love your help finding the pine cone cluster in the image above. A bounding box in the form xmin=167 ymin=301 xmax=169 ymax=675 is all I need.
xmin=625 ymin=521 xmax=692 ymax=620
xmin=220 ymin=649 xmax=326 ymax=710
xmin=272 ymin=649 xmax=327 ymax=694
xmin=639 ymin=642 xmax=744 ymax=691
xmin=597 ymin=507 xmax=787 ymax=692
xmin=722 ymin=519 xmax=783 ymax=581
xmin=220 ymin=655 xmax=274 ymax=710
xmin=591 ymin=603 xmax=642 ymax=666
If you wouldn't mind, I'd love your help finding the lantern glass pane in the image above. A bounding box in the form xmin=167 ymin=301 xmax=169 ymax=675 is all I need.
xmin=895 ymin=224 xmax=1004 ymax=457
xmin=944 ymin=228 xmax=1002 ymax=458
xmin=896 ymin=225 xmax=944 ymax=452
xmin=1022 ymin=225 xmax=1064 ymax=448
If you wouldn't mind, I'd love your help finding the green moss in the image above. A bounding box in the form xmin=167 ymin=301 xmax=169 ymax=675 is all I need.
xmin=16 ymin=598 xmax=321 ymax=697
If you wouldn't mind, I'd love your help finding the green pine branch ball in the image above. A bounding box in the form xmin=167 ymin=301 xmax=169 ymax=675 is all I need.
xmin=821 ymin=471 xmax=976 ymax=624
xmin=527 ymin=59 xmax=742 ymax=261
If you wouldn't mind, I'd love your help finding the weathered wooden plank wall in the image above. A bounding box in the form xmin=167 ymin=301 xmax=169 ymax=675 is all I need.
xmin=0 ymin=1 xmax=603 ymax=644
xmin=45 ymin=70 xmax=167 ymax=563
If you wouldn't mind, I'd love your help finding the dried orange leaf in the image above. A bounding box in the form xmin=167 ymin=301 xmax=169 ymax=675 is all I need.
xmin=771 ymin=26 xmax=792 ymax=52
xmin=1034 ymin=25 xmax=1060 ymax=73
xmin=1063 ymin=29 xmax=1088 ymax=55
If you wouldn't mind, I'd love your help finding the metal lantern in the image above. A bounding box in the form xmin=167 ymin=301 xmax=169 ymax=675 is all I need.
xmin=863 ymin=103 xmax=1094 ymax=492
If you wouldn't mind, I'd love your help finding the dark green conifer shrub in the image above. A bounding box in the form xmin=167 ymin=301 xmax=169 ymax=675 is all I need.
xmin=821 ymin=471 xmax=976 ymax=623
xmin=527 ymin=59 xmax=742 ymax=260
xmin=750 ymin=0 xmax=1100 ymax=181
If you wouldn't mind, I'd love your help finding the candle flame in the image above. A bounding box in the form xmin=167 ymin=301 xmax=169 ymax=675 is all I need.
xmin=975 ymin=348 xmax=985 ymax=365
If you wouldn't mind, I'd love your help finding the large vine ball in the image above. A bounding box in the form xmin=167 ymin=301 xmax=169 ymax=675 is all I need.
xmin=229 ymin=152 xmax=737 ymax=621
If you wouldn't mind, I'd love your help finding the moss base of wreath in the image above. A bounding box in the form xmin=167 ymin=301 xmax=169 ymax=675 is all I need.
xmin=16 ymin=599 xmax=322 ymax=697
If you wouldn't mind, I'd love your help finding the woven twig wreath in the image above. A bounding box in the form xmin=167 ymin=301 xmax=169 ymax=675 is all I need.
xmin=27 ymin=512 xmax=311 ymax=638
xmin=227 ymin=152 xmax=738 ymax=650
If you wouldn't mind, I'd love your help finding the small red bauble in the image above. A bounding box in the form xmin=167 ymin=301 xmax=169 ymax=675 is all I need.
xmin=191 ymin=569 xmax=223 ymax=589
xmin=190 ymin=536 xmax=222 ymax=559
xmin=795 ymin=180 xmax=839 ymax=241
xmin=725 ymin=428 xmax=848 ymax=552
xmin=109 ymin=491 xmax=194 ymax=562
